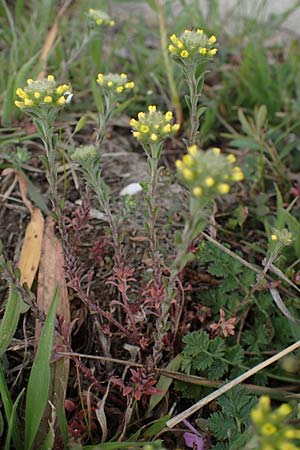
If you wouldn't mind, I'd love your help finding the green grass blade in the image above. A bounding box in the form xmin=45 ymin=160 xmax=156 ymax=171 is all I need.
xmin=4 ymin=388 xmax=24 ymax=450
xmin=0 ymin=286 xmax=22 ymax=357
xmin=24 ymin=288 xmax=58 ymax=450
xmin=0 ymin=365 xmax=22 ymax=450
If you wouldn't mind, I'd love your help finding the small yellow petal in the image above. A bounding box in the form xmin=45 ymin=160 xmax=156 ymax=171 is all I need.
xmin=109 ymin=20 xmax=115 ymax=26
xmin=199 ymin=47 xmax=207 ymax=55
xmin=261 ymin=424 xmax=277 ymax=436
xmin=47 ymin=75 xmax=55 ymax=82
xmin=197 ymin=29 xmax=203 ymax=34
xmin=170 ymin=34 xmax=178 ymax=44
xmin=96 ymin=18 xmax=103 ymax=25
xmin=172 ymin=124 xmax=180 ymax=132
xmin=271 ymin=234 xmax=278 ymax=241
xmin=121 ymin=73 xmax=127 ymax=79
xmin=212 ymin=147 xmax=221 ymax=155
xmin=116 ymin=86 xmax=123 ymax=93
xmin=138 ymin=112 xmax=145 ymax=120
xmin=27 ymin=78 xmax=33 ymax=85
xmin=150 ymin=133 xmax=158 ymax=141
xmin=133 ymin=131 xmax=140 ymax=138
xmin=107 ymin=81 xmax=113 ymax=87
xmin=148 ymin=105 xmax=156 ymax=112
xmin=176 ymin=39 xmax=184 ymax=49
xmin=34 ymin=92 xmax=41 ymax=99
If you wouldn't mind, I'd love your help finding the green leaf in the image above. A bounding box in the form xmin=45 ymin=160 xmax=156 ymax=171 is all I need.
xmin=143 ymin=415 xmax=170 ymax=438
xmin=4 ymin=389 xmax=24 ymax=450
xmin=147 ymin=354 xmax=182 ymax=414
xmin=74 ymin=115 xmax=87 ymax=134
xmin=24 ymin=289 xmax=58 ymax=450
xmin=182 ymin=330 xmax=210 ymax=356
xmin=0 ymin=364 xmax=22 ymax=450
xmin=0 ymin=287 xmax=22 ymax=357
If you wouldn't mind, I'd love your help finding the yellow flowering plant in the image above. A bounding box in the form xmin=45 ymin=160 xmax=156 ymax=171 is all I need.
xmin=244 ymin=396 xmax=300 ymax=450
xmin=97 ymin=72 xmax=134 ymax=145
xmin=15 ymin=75 xmax=72 ymax=214
xmin=169 ymin=29 xmax=218 ymax=145
xmin=86 ymin=8 xmax=115 ymax=27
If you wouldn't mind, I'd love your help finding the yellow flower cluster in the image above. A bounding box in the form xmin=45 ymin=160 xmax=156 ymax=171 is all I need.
xmin=168 ymin=29 xmax=218 ymax=61
xmin=87 ymin=8 xmax=115 ymax=27
xmin=96 ymin=73 xmax=134 ymax=94
xmin=176 ymin=145 xmax=243 ymax=197
xmin=251 ymin=396 xmax=300 ymax=450
xmin=15 ymin=75 xmax=72 ymax=109
xmin=130 ymin=105 xmax=180 ymax=144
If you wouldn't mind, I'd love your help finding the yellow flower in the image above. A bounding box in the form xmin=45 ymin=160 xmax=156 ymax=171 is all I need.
xmin=182 ymin=168 xmax=194 ymax=180
xmin=16 ymin=88 xmax=27 ymax=99
xmin=150 ymin=133 xmax=158 ymax=141
xmin=193 ymin=186 xmax=203 ymax=197
xmin=24 ymin=98 xmax=34 ymax=106
xmin=261 ymin=423 xmax=277 ymax=436
xmin=212 ymin=147 xmax=221 ymax=155
xmin=208 ymin=35 xmax=217 ymax=44
xmin=44 ymin=96 xmax=53 ymax=103
xmin=204 ymin=177 xmax=214 ymax=187
xmin=259 ymin=396 xmax=271 ymax=410
xmin=227 ymin=154 xmax=236 ymax=163
xmin=165 ymin=111 xmax=173 ymax=121
xmin=183 ymin=154 xmax=194 ymax=166
xmin=130 ymin=118 xmax=138 ymax=127
xmin=176 ymin=160 xmax=184 ymax=170
xmin=180 ymin=50 xmax=189 ymax=58
xmin=15 ymin=101 xmax=24 ymax=108
xmin=163 ymin=124 xmax=171 ymax=133
xmin=251 ymin=408 xmax=263 ymax=424
xmin=277 ymin=404 xmax=292 ymax=417
xmin=125 ymin=82 xmax=134 ymax=89
xmin=217 ymin=183 xmax=230 ymax=194
xmin=56 ymin=96 xmax=66 ymax=105
xmin=133 ymin=131 xmax=140 ymax=138
xmin=148 ymin=105 xmax=156 ymax=112
xmin=172 ymin=124 xmax=180 ymax=132
xmin=188 ymin=145 xmax=198 ymax=157
xmin=199 ymin=47 xmax=207 ymax=55
xmin=27 ymin=79 xmax=33 ymax=85
xmin=208 ymin=48 xmax=218 ymax=56
xmin=141 ymin=125 xmax=150 ymax=133
xmin=47 ymin=75 xmax=55 ymax=82
xmin=116 ymin=86 xmax=123 ymax=93
xmin=176 ymin=39 xmax=184 ymax=49
xmin=138 ymin=112 xmax=145 ymax=120
xmin=271 ymin=234 xmax=278 ymax=241
xmin=34 ymin=92 xmax=41 ymax=99
xmin=284 ymin=428 xmax=300 ymax=439
xmin=169 ymin=45 xmax=177 ymax=53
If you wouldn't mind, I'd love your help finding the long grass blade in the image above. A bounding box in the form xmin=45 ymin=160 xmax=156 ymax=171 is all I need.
xmin=24 ymin=288 xmax=58 ymax=450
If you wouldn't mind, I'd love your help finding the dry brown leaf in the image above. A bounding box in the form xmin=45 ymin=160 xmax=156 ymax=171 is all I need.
xmin=18 ymin=208 xmax=44 ymax=288
xmin=2 ymin=168 xmax=44 ymax=289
